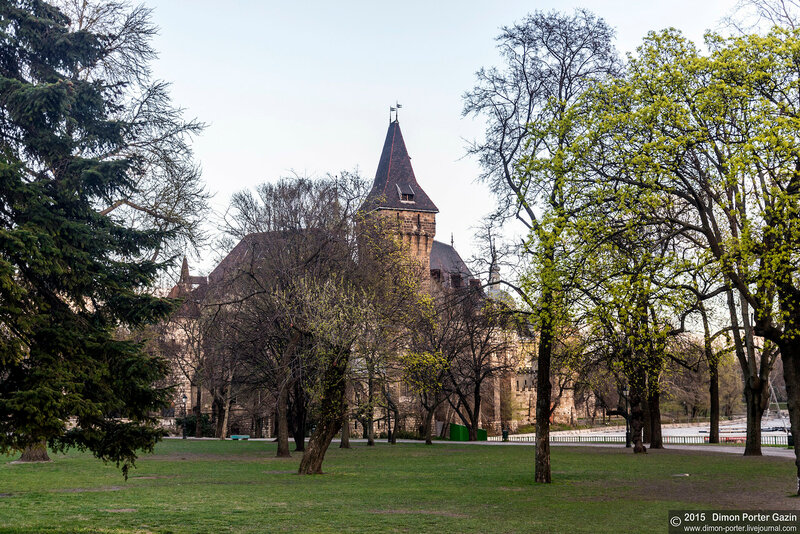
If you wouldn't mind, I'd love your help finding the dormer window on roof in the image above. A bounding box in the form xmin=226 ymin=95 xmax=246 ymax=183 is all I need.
xmin=396 ymin=183 xmax=415 ymax=203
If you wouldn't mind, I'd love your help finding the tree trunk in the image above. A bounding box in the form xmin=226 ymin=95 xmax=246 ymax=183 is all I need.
xmin=630 ymin=370 xmax=647 ymax=454
xmin=194 ymin=386 xmax=203 ymax=438
xmin=390 ymin=404 xmax=399 ymax=444
xmin=467 ymin=391 xmax=482 ymax=441
xmin=729 ymin=291 xmax=769 ymax=456
xmin=701 ymin=304 xmax=719 ymax=443
xmin=366 ymin=373 xmax=375 ymax=446
xmin=709 ymin=357 xmax=720 ymax=443
xmin=468 ymin=421 xmax=478 ymax=441
xmin=743 ymin=380 xmax=765 ymax=456
xmin=648 ymin=384 xmax=663 ymax=449
xmin=298 ymin=352 xmax=348 ymax=475
xmin=366 ymin=410 xmax=375 ymax=446
xmin=276 ymin=384 xmax=291 ymax=458
xmin=219 ymin=371 xmax=233 ymax=440
xmin=642 ymin=392 xmax=651 ymax=444
xmin=340 ymin=382 xmax=351 ymax=449
xmin=18 ymin=441 xmax=50 ymax=462
xmin=535 ymin=316 xmax=553 ymax=483
xmin=780 ymin=340 xmax=800 ymax=495
xmin=340 ymin=414 xmax=350 ymax=449
xmin=211 ymin=392 xmax=220 ymax=435
xmin=290 ymin=389 xmax=307 ymax=452
xmin=423 ymin=407 xmax=435 ymax=445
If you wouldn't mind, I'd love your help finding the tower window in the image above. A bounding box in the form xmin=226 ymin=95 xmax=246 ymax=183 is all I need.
xmin=397 ymin=184 xmax=416 ymax=203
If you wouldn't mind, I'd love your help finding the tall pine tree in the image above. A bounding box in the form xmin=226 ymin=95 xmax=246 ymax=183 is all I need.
xmin=0 ymin=0 xmax=174 ymax=475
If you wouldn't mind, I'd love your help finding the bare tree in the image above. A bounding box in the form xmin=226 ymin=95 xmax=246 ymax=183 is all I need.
xmin=463 ymin=9 xmax=619 ymax=482
xmin=403 ymin=288 xmax=467 ymax=444
xmin=443 ymin=289 xmax=516 ymax=441
xmin=213 ymin=173 xmax=423 ymax=474
xmin=54 ymin=0 xmax=210 ymax=265
xmin=724 ymin=0 xmax=800 ymax=32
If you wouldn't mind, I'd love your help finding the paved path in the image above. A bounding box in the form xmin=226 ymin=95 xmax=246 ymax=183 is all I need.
xmin=333 ymin=438 xmax=798 ymax=458
xmin=167 ymin=436 xmax=797 ymax=459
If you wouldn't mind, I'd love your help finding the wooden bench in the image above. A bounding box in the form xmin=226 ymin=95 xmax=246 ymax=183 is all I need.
xmin=230 ymin=435 xmax=250 ymax=440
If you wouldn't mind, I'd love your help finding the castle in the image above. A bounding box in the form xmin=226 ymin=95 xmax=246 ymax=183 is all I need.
xmin=164 ymin=119 xmax=584 ymax=438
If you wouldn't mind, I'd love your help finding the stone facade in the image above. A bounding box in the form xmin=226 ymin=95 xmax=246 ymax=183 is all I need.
xmin=378 ymin=209 xmax=436 ymax=275
xmin=163 ymin=119 xmax=588 ymax=439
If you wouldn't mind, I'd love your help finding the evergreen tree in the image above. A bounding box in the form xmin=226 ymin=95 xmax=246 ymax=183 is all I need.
xmin=0 ymin=0 xmax=175 ymax=475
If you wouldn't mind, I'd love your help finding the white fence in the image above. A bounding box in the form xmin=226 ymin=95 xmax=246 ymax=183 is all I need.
xmin=487 ymin=434 xmax=790 ymax=446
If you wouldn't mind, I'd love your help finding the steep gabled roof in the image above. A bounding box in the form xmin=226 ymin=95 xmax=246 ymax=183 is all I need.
xmin=430 ymin=240 xmax=471 ymax=277
xmin=362 ymin=120 xmax=438 ymax=213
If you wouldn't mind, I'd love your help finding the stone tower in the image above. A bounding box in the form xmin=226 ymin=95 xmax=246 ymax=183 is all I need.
xmin=362 ymin=119 xmax=438 ymax=276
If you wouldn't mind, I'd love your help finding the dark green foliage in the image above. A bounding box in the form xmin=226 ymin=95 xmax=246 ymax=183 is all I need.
xmin=392 ymin=429 xmax=423 ymax=440
xmin=0 ymin=0 xmax=174 ymax=476
xmin=176 ymin=414 xmax=214 ymax=437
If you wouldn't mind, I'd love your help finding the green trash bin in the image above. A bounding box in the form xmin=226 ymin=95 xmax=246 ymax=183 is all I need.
xmin=477 ymin=429 xmax=488 ymax=441
xmin=449 ymin=423 xmax=469 ymax=441
xmin=502 ymin=429 xmax=509 ymax=442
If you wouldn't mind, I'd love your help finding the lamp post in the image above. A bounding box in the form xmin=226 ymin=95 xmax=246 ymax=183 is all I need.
xmin=181 ymin=393 xmax=188 ymax=440
xmin=623 ymin=388 xmax=631 ymax=448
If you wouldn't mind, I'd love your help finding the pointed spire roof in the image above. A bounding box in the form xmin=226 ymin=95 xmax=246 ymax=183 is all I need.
xmin=362 ymin=120 xmax=438 ymax=213
xmin=180 ymin=256 xmax=190 ymax=283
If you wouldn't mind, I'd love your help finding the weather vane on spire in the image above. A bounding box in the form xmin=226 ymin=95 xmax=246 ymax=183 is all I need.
xmin=389 ymin=101 xmax=402 ymax=123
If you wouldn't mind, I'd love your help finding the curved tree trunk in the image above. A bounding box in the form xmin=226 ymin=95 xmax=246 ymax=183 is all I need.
xmin=19 ymin=441 xmax=50 ymax=462
xmin=276 ymin=385 xmax=291 ymax=458
xmin=298 ymin=352 xmax=348 ymax=475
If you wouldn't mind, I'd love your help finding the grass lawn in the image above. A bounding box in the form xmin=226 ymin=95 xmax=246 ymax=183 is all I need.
xmin=0 ymin=439 xmax=797 ymax=533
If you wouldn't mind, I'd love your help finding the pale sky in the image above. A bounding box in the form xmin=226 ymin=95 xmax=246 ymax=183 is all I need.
xmin=146 ymin=0 xmax=738 ymax=276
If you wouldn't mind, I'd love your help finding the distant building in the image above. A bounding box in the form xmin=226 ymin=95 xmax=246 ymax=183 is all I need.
xmin=165 ymin=118 xmax=584 ymax=438
xmin=357 ymin=118 xmax=583 ymax=434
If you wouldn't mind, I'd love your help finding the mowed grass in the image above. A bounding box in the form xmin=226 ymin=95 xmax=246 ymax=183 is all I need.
xmin=0 ymin=439 xmax=797 ymax=533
